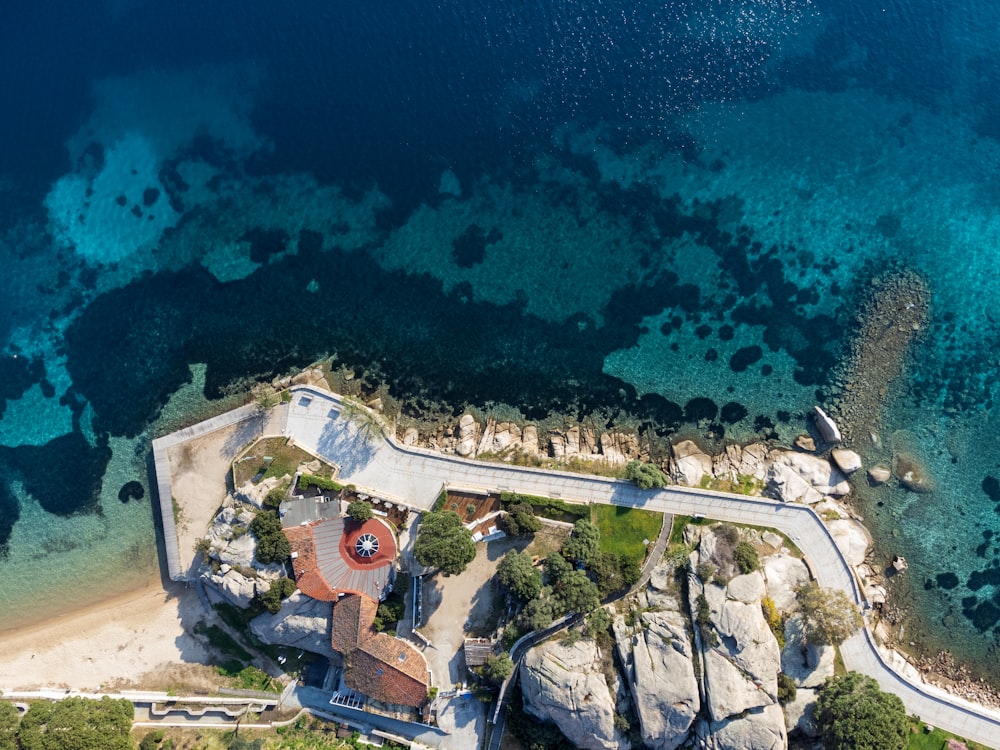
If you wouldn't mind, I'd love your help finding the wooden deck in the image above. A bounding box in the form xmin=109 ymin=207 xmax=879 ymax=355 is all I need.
xmin=151 ymin=403 xmax=261 ymax=581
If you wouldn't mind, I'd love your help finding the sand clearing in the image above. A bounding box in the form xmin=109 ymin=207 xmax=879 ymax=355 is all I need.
xmin=0 ymin=413 xmax=279 ymax=692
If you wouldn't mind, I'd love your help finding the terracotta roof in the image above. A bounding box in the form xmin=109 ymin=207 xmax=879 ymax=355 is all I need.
xmin=330 ymin=594 xmax=430 ymax=707
xmin=283 ymin=517 xmax=394 ymax=601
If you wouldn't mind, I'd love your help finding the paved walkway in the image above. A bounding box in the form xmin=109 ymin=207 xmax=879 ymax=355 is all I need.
xmin=283 ymin=385 xmax=1000 ymax=747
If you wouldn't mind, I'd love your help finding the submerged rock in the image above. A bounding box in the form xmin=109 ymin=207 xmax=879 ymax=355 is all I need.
xmin=867 ymin=464 xmax=891 ymax=485
xmin=893 ymin=452 xmax=933 ymax=492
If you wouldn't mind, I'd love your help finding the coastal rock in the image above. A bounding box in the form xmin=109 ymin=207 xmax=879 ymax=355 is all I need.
xmin=695 ymin=573 xmax=780 ymax=722
xmin=218 ymin=534 xmax=257 ymax=569
xmin=234 ymin=475 xmax=288 ymax=509
xmin=831 ymin=448 xmax=862 ymax=475
xmin=813 ymin=406 xmax=842 ymax=444
xmin=794 ymin=434 xmax=816 ymax=452
xmin=867 ymin=464 xmax=891 ymax=485
xmin=456 ymin=414 xmax=478 ymax=457
xmin=780 ymin=615 xmax=834 ymax=689
xmin=783 ymin=687 xmax=821 ymax=737
xmin=614 ymin=606 xmax=699 ymax=750
xmin=767 ymin=451 xmax=850 ymax=504
xmin=762 ymin=554 xmax=810 ymax=612
xmin=520 ymin=639 xmax=626 ymax=750
xmin=599 ymin=432 xmax=638 ymax=465
xmin=402 ymin=427 xmax=419 ymax=446
xmin=828 ymin=519 xmax=872 ymax=567
xmin=738 ymin=443 xmax=772 ymax=482
xmin=893 ymin=452 xmax=933 ymax=492
xmin=206 ymin=568 xmax=268 ymax=609
xmin=696 ymin=704 xmax=787 ymax=750
xmin=521 ymin=424 xmax=539 ymax=453
xmin=671 ymin=439 xmax=714 ymax=486
xmin=250 ymin=593 xmax=337 ymax=659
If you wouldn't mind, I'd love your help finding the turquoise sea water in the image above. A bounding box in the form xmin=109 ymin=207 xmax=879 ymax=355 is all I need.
xmin=1 ymin=0 xmax=999 ymax=679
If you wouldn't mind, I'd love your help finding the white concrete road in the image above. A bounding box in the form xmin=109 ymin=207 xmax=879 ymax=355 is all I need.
xmin=284 ymin=386 xmax=1000 ymax=748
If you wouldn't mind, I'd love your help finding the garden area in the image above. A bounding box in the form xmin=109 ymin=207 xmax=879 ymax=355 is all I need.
xmin=231 ymin=437 xmax=336 ymax=488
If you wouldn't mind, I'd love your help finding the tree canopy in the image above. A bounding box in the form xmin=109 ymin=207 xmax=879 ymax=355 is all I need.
xmin=250 ymin=509 xmax=291 ymax=564
xmin=796 ymin=583 xmax=863 ymax=646
xmin=497 ymin=550 xmax=543 ymax=602
xmin=483 ymin=652 xmax=515 ymax=684
xmin=414 ymin=510 xmax=476 ymax=575
xmin=554 ymin=569 xmax=601 ymax=615
xmin=503 ymin=503 xmax=542 ymax=536
xmin=560 ymin=519 xmax=600 ymax=566
xmin=520 ymin=592 xmax=556 ymax=631
xmin=545 ymin=551 xmax=572 ymax=584
xmin=0 ymin=701 xmax=18 ymax=750
xmin=815 ymin=672 xmax=907 ymax=750
xmin=624 ymin=460 xmax=668 ymax=489
xmin=346 ymin=500 xmax=374 ymax=522
xmin=17 ymin=697 xmax=134 ymax=750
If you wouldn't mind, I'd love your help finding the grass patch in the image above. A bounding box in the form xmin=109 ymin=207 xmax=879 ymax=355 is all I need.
xmin=591 ymin=504 xmax=663 ymax=568
xmin=232 ymin=437 xmax=332 ymax=487
xmin=194 ymin=622 xmax=253 ymax=665
xmin=906 ymin=716 xmax=994 ymax=750
xmin=500 ymin=491 xmax=589 ymax=522
xmin=833 ymin=644 xmax=847 ymax=676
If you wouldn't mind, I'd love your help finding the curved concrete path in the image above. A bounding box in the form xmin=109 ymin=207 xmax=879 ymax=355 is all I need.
xmin=284 ymin=386 xmax=1000 ymax=747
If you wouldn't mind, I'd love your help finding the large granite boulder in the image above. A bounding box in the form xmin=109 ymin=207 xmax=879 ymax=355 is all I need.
xmin=250 ymin=593 xmax=336 ymax=659
xmin=780 ymin=616 xmax=834 ymax=689
xmin=696 ymin=703 xmax=787 ymax=750
xmin=767 ymin=451 xmax=850 ymax=504
xmin=762 ymin=554 xmax=811 ymax=612
xmin=613 ymin=605 xmax=698 ymax=750
xmin=670 ymin=440 xmax=713 ymax=486
xmin=828 ymin=519 xmax=872 ymax=567
xmin=520 ymin=639 xmax=626 ymax=750
xmin=456 ymin=414 xmax=478 ymax=456
xmin=694 ymin=572 xmax=781 ymax=723
xmin=206 ymin=568 xmax=269 ymax=609
xmin=831 ymin=448 xmax=862 ymax=475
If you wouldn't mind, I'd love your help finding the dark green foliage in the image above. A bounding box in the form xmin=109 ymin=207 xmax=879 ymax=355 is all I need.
xmin=346 ymin=500 xmax=374 ymax=521
xmin=590 ymin=550 xmax=639 ymax=597
xmin=0 ymin=701 xmax=19 ymax=750
xmin=545 ymin=552 xmax=572 ymax=584
xmin=139 ymin=730 xmax=165 ymax=750
xmin=259 ymin=577 xmax=297 ymax=614
xmin=18 ymin=697 xmax=134 ymax=750
xmin=264 ymin=487 xmax=286 ymax=508
xmin=777 ymin=672 xmax=797 ymax=705
xmin=797 ymin=583 xmax=863 ymax=646
xmin=249 ymin=510 xmax=291 ymax=564
xmin=503 ymin=503 xmax=543 ymax=536
xmin=483 ymin=652 xmax=514 ymax=684
xmin=414 ymin=511 xmax=476 ymax=575
xmin=226 ymin=736 xmax=265 ymax=750
xmin=520 ymin=595 xmax=555 ymax=631
xmin=560 ymin=518 xmax=600 ymax=565
xmin=624 ymin=460 xmax=668 ymax=489
xmin=499 ymin=492 xmax=589 ymax=520
xmin=497 ymin=550 xmax=543 ymax=601
xmin=585 ymin=607 xmax=613 ymax=638
xmin=695 ymin=593 xmax=719 ymax=647
xmin=554 ymin=570 xmax=601 ymax=615
xmin=815 ymin=672 xmax=907 ymax=750
xmin=298 ymin=473 xmax=343 ymax=492
xmin=733 ymin=541 xmax=760 ymax=574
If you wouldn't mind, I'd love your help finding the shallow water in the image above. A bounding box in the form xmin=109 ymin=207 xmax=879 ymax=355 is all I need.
xmin=1 ymin=0 xmax=999 ymax=677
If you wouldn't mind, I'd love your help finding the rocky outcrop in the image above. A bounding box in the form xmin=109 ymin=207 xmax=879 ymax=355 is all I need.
xmin=206 ymin=566 xmax=270 ymax=609
xmin=831 ymin=448 xmax=862 ymax=475
xmin=762 ymin=554 xmax=810 ymax=612
xmin=250 ymin=593 xmax=337 ymax=659
xmin=893 ymin=451 xmax=933 ymax=492
xmin=456 ymin=414 xmax=478 ymax=457
xmin=670 ymin=440 xmax=714 ymax=486
xmin=520 ymin=639 xmax=626 ymax=750
xmin=696 ymin=704 xmax=787 ymax=750
xmin=614 ymin=563 xmax=698 ymax=750
xmin=711 ymin=442 xmax=771 ymax=483
xmin=813 ymin=406 xmax=842 ymax=444
xmin=828 ymin=519 xmax=872 ymax=567
xmin=780 ymin=615 xmax=834 ymax=737
xmin=767 ymin=451 xmax=850 ymax=504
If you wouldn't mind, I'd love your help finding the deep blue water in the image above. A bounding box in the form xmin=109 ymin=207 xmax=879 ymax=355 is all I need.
xmin=2 ymin=0 xmax=1000 ymax=678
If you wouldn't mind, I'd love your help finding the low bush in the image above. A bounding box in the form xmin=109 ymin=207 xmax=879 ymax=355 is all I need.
xmin=733 ymin=541 xmax=760 ymax=574
xmin=298 ymin=473 xmax=343 ymax=492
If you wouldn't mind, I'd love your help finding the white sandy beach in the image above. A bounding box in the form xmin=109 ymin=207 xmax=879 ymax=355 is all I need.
xmin=0 ymin=413 xmax=276 ymax=692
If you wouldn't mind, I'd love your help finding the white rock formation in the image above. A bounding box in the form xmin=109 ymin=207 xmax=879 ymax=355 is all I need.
xmin=762 ymin=554 xmax=810 ymax=612
xmin=813 ymin=406 xmax=842 ymax=443
xmin=697 ymin=704 xmax=787 ymax=750
xmin=831 ymin=448 xmax=862 ymax=475
xmin=828 ymin=519 xmax=872 ymax=567
xmin=671 ymin=440 xmax=714 ymax=486
xmin=456 ymin=414 xmax=478 ymax=457
xmin=250 ymin=593 xmax=337 ymax=659
xmin=520 ymin=639 xmax=626 ymax=750
xmin=206 ymin=568 xmax=269 ymax=608
xmin=767 ymin=451 xmax=850 ymax=504
xmin=867 ymin=464 xmax=891 ymax=484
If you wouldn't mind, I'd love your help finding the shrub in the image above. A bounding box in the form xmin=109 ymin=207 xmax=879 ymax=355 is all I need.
xmin=298 ymin=473 xmax=343 ymax=492
xmin=346 ymin=500 xmax=373 ymax=522
xmin=624 ymin=460 xmax=668 ymax=489
xmin=777 ymin=672 xmax=797 ymax=705
xmin=733 ymin=541 xmax=760 ymax=574
xmin=483 ymin=652 xmax=514 ymax=684
xmin=250 ymin=510 xmax=291 ymax=564
xmin=797 ymin=583 xmax=863 ymax=646
xmin=259 ymin=577 xmax=298 ymax=614
xmin=264 ymin=487 xmax=286 ymax=508
xmin=815 ymin=672 xmax=907 ymax=750
xmin=503 ymin=503 xmax=543 ymax=536
xmin=695 ymin=562 xmax=716 ymax=583
xmin=761 ymin=596 xmax=785 ymax=647
xmin=560 ymin=518 xmax=600 ymax=565
xmin=695 ymin=593 xmax=718 ymax=647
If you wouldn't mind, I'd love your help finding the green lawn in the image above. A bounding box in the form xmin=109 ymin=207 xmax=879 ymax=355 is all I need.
xmin=591 ymin=504 xmax=664 ymax=567
xmin=906 ymin=718 xmax=995 ymax=750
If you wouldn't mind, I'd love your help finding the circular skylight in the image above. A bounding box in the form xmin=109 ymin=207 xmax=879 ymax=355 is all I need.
xmin=355 ymin=533 xmax=380 ymax=558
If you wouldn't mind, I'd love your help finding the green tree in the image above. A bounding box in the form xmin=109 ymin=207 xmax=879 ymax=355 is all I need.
xmin=815 ymin=672 xmax=907 ymax=750
xmin=560 ymin=519 xmax=600 ymax=566
xmin=497 ymin=550 xmax=543 ymax=602
xmin=503 ymin=503 xmax=543 ymax=536
xmin=545 ymin=552 xmax=572 ymax=584
xmin=346 ymin=500 xmax=374 ymax=522
xmin=554 ymin=570 xmax=601 ymax=615
xmin=733 ymin=541 xmax=760 ymax=574
xmin=250 ymin=510 xmax=291 ymax=565
xmin=777 ymin=673 xmax=797 ymax=705
xmin=0 ymin=700 xmax=19 ymax=750
xmin=414 ymin=511 xmax=476 ymax=575
xmin=483 ymin=652 xmax=514 ymax=684
xmin=520 ymin=594 xmax=555 ymax=631
xmin=18 ymin=697 xmax=134 ymax=750
xmin=624 ymin=460 xmax=668 ymax=489
xmin=585 ymin=607 xmax=613 ymax=638
xmin=796 ymin=583 xmax=863 ymax=646
xmin=259 ymin=577 xmax=298 ymax=614
xmin=139 ymin=730 xmax=164 ymax=750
